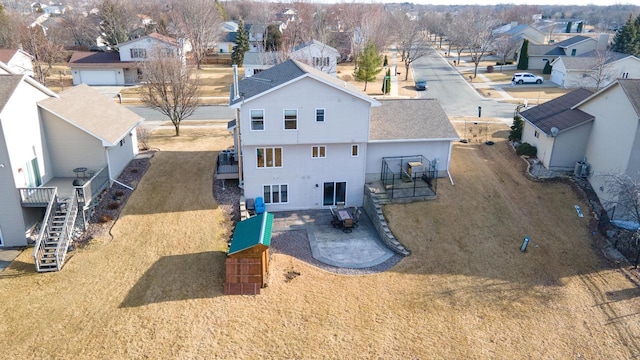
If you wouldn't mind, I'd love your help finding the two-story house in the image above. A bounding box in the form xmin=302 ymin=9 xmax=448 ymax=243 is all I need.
xmin=69 ymin=33 xmax=187 ymax=86
xmin=526 ymin=35 xmax=599 ymax=70
xmin=228 ymin=60 xmax=459 ymax=211
xmin=0 ymin=49 xmax=34 ymax=77
xmin=0 ymin=75 xmax=142 ymax=270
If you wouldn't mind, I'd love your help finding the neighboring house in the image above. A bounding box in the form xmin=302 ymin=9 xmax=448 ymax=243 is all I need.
xmin=494 ymin=22 xmax=546 ymax=45
xmin=0 ymin=49 xmax=34 ymax=76
xmin=217 ymin=31 xmax=237 ymax=54
xmin=550 ymin=51 xmax=640 ymax=89
xmin=520 ymin=88 xmax=594 ymax=170
xmin=0 ymin=76 xmax=142 ymax=251
xmin=578 ymin=79 xmax=640 ymax=220
xmin=526 ymin=36 xmax=598 ymax=70
xmin=519 ymin=79 xmax=640 ymax=221
xmin=243 ymin=52 xmax=282 ymax=77
xmin=227 ymin=59 xmax=458 ymax=211
xmin=289 ymin=40 xmax=340 ymax=76
xmin=69 ymin=33 xmax=186 ymax=86
xmin=247 ymin=24 xmax=266 ymax=53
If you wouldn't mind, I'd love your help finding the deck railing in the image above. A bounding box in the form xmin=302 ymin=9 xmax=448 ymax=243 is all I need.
xmin=76 ymin=166 xmax=109 ymax=207
xmin=54 ymin=192 xmax=78 ymax=271
xmin=19 ymin=187 xmax=57 ymax=207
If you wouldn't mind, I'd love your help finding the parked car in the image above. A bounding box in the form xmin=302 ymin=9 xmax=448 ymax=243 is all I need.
xmin=512 ymin=72 xmax=544 ymax=85
xmin=415 ymin=80 xmax=428 ymax=91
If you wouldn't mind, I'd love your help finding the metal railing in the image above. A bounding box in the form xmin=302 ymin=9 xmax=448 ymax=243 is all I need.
xmin=54 ymin=192 xmax=78 ymax=271
xmin=19 ymin=187 xmax=57 ymax=207
xmin=76 ymin=166 xmax=109 ymax=208
xmin=32 ymin=189 xmax=58 ymax=272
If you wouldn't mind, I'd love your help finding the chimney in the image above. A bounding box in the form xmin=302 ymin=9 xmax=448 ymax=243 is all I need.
xmin=232 ymin=64 xmax=240 ymax=100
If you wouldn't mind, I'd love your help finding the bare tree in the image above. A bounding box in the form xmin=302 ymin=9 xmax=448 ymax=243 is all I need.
xmin=493 ymin=35 xmax=519 ymax=72
xmin=139 ymin=49 xmax=199 ymax=136
xmin=582 ymin=49 xmax=618 ymax=91
xmin=460 ymin=9 xmax=500 ymax=78
xmin=0 ymin=5 xmax=20 ymax=48
xmin=172 ymin=0 xmax=224 ymax=69
xmin=58 ymin=10 xmax=100 ymax=50
xmin=393 ymin=11 xmax=432 ymax=81
xmin=600 ymin=172 xmax=640 ymax=266
xmin=19 ymin=25 xmax=65 ymax=86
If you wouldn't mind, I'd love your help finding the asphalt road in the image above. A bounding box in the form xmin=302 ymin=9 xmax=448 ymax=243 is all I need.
xmin=127 ymin=105 xmax=236 ymax=122
xmin=412 ymin=51 xmax=517 ymax=122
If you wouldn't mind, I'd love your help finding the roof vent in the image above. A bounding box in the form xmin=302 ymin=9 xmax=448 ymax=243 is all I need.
xmin=550 ymin=127 xmax=559 ymax=137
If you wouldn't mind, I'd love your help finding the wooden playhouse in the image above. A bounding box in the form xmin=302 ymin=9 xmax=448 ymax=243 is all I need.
xmin=224 ymin=212 xmax=273 ymax=295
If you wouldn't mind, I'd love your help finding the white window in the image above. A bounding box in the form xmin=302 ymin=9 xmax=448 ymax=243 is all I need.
xmin=256 ymin=147 xmax=282 ymax=168
xmin=312 ymin=146 xmax=326 ymax=158
xmin=119 ymin=138 xmax=126 ymax=147
xmin=316 ymin=108 xmax=325 ymax=122
xmin=351 ymin=144 xmax=359 ymax=157
xmin=284 ymin=109 xmax=297 ymax=130
xmin=251 ymin=110 xmax=264 ymax=131
xmin=130 ymin=48 xmax=147 ymax=58
xmin=263 ymin=184 xmax=288 ymax=204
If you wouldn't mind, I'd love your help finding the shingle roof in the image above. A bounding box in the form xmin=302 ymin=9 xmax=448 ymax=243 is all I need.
xmin=520 ymin=88 xmax=594 ymax=135
xmin=230 ymin=59 xmax=376 ymax=106
xmin=0 ymin=74 xmax=25 ymax=112
xmin=292 ymin=39 xmax=339 ymax=55
xmin=618 ymin=79 xmax=640 ymax=117
xmin=556 ymin=35 xmax=591 ymax=48
xmin=369 ymin=99 xmax=459 ymax=141
xmin=0 ymin=49 xmax=18 ymax=63
xmin=228 ymin=212 xmax=273 ymax=255
xmin=558 ymin=51 xmax=633 ymax=70
xmin=117 ymin=32 xmax=178 ymax=47
xmin=528 ymin=44 xmax=564 ymax=56
xmin=38 ymin=84 xmax=142 ymax=145
xmin=242 ymin=51 xmax=281 ymax=66
xmin=68 ymin=51 xmax=127 ymax=67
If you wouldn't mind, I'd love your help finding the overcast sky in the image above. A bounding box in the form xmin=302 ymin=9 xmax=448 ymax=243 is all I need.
xmin=385 ymin=0 xmax=633 ymax=5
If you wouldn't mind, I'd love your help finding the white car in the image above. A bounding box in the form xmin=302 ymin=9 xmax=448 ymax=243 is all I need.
xmin=512 ymin=72 xmax=544 ymax=85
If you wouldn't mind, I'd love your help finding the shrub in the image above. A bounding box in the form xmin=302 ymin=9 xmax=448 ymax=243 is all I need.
xmin=137 ymin=127 xmax=151 ymax=151
xmin=486 ymin=65 xmax=494 ymax=73
xmin=99 ymin=214 xmax=113 ymax=223
xmin=115 ymin=190 xmax=125 ymax=197
xmin=516 ymin=142 xmax=537 ymax=157
xmin=107 ymin=202 xmax=120 ymax=210
xmin=131 ymin=168 xmax=138 ymax=173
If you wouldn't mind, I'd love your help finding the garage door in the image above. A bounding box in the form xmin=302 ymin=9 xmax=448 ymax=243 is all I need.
xmin=550 ymin=70 xmax=564 ymax=87
xmin=79 ymin=70 xmax=118 ymax=85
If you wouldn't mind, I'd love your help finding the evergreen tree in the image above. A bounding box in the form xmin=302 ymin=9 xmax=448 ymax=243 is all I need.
xmin=264 ymin=24 xmax=281 ymax=52
xmin=383 ymin=55 xmax=388 ymax=67
xmin=509 ymin=115 xmax=524 ymax=141
xmin=565 ymin=21 xmax=573 ymax=33
xmin=517 ymin=39 xmax=529 ymax=70
xmin=232 ymin=20 xmax=250 ymax=65
xmin=543 ymin=60 xmax=552 ymax=74
xmin=353 ymin=42 xmax=383 ymax=91
xmin=577 ymin=22 xmax=584 ymax=33
xmin=612 ymin=14 xmax=640 ymax=57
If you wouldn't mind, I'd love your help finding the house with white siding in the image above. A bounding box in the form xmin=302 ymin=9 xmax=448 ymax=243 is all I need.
xmin=0 ymin=77 xmax=142 ymax=254
xmin=526 ymin=36 xmax=598 ymax=70
xmin=0 ymin=49 xmax=34 ymax=76
xmin=69 ymin=33 xmax=187 ymax=86
xmin=550 ymin=51 xmax=640 ymax=89
xmin=227 ymin=60 xmax=458 ymax=211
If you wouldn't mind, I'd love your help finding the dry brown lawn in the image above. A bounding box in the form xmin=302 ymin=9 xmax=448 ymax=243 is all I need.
xmin=2 ymin=126 xmax=640 ymax=358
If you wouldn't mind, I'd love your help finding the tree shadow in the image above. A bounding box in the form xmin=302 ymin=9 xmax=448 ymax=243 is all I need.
xmin=119 ymin=251 xmax=226 ymax=308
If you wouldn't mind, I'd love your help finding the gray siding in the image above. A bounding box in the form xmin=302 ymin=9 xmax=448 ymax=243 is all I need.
xmin=0 ymin=122 xmax=27 ymax=247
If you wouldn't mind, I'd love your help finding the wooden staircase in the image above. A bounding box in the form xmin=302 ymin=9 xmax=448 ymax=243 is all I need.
xmin=33 ymin=192 xmax=78 ymax=272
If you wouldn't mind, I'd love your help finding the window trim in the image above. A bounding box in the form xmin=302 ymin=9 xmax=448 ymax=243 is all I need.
xmin=283 ymin=109 xmax=298 ymax=130
xmin=263 ymin=184 xmax=289 ymax=204
xmin=256 ymin=147 xmax=283 ymax=168
xmin=312 ymin=145 xmax=326 ymax=159
xmin=130 ymin=48 xmax=147 ymax=59
xmin=351 ymin=144 xmax=359 ymax=157
xmin=250 ymin=109 xmax=265 ymax=131
xmin=316 ymin=108 xmax=325 ymax=122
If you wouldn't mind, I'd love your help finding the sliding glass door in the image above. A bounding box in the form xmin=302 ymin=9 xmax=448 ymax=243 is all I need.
xmin=323 ymin=181 xmax=346 ymax=206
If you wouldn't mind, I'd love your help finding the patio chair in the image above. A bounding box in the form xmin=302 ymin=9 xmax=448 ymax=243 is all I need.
xmin=255 ymin=197 xmax=266 ymax=214
xmin=342 ymin=218 xmax=353 ymax=233
xmin=330 ymin=206 xmax=342 ymax=228
xmin=350 ymin=208 xmax=362 ymax=228
xmin=246 ymin=198 xmax=255 ymax=215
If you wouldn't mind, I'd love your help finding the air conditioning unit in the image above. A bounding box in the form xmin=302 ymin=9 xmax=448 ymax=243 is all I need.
xmin=574 ymin=159 xmax=589 ymax=178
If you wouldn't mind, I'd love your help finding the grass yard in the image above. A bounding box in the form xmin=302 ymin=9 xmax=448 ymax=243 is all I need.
xmin=2 ymin=126 xmax=640 ymax=358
